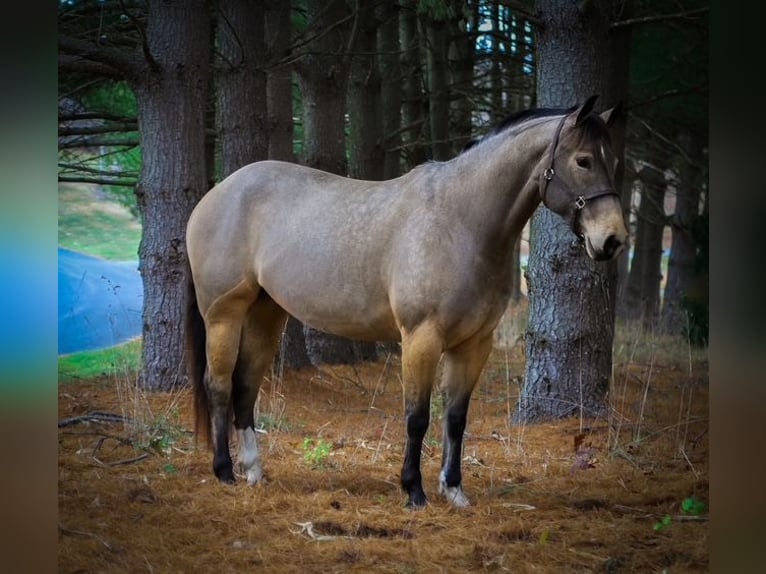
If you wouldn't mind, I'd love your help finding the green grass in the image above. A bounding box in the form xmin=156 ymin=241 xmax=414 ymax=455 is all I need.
xmin=58 ymin=339 xmax=142 ymax=383
xmin=58 ymin=182 xmax=141 ymax=261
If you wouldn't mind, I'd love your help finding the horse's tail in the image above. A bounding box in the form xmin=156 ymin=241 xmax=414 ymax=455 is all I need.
xmin=185 ymin=259 xmax=211 ymax=449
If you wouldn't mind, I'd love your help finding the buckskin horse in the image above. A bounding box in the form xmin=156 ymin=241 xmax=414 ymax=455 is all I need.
xmin=185 ymin=95 xmax=628 ymax=508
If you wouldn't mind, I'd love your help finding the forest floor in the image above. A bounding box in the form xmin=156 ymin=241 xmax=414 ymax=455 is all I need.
xmin=58 ymin=318 xmax=708 ymax=573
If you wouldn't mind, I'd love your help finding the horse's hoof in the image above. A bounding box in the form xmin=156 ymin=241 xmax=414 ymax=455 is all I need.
xmin=405 ymin=491 xmax=428 ymax=509
xmin=439 ymin=481 xmax=470 ymax=508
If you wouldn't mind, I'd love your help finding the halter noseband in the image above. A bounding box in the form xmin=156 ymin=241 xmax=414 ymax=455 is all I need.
xmin=539 ymin=114 xmax=620 ymax=238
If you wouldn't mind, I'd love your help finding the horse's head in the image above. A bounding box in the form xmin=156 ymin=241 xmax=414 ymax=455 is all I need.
xmin=538 ymin=95 xmax=629 ymax=261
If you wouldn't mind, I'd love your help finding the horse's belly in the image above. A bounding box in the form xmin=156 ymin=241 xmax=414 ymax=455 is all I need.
xmin=261 ymin=278 xmax=400 ymax=341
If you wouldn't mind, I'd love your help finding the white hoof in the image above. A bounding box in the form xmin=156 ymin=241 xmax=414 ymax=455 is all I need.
xmin=439 ymin=480 xmax=471 ymax=508
xmin=237 ymin=428 xmax=263 ymax=486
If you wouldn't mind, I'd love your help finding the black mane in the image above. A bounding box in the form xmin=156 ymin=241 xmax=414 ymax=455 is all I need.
xmin=461 ymin=105 xmax=577 ymax=153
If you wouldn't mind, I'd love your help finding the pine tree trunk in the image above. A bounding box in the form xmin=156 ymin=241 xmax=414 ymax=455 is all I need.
xmin=624 ymin=158 xmax=667 ymax=328
xmin=448 ymin=1 xmax=474 ymax=153
xmin=135 ymin=0 xmax=210 ymax=391
xmin=265 ymin=0 xmax=295 ymax=163
xmin=216 ymin=0 xmax=268 ymax=177
xmin=348 ymin=0 xmax=384 ymax=181
xmin=400 ymin=1 xmax=427 ymax=169
xmin=660 ymin=130 xmax=703 ymax=335
xmin=377 ymin=2 xmax=402 ymax=179
xmin=426 ymin=14 xmax=450 ymax=161
xmin=514 ymin=0 xmax=631 ymax=423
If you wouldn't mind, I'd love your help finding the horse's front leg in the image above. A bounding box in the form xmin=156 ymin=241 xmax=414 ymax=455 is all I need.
xmin=439 ymin=333 xmax=494 ymax=507
xmin=400 ymin=323 xmax=443 ymax=508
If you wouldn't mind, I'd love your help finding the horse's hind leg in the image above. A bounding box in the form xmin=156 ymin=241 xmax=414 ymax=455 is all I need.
xmin=232 ymin=294 xmax=287 ymax=485
xmin=204 ymin=283 xmax=257 ymax=484
xmin=438 ymin=333 xmax=493 ymax=507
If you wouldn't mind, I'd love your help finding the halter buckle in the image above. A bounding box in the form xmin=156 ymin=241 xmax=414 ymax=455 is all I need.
xmin=574 ymin=195 xmax=586 ymax=210
xmin=543 ymin=168 xmax=554 ymax=181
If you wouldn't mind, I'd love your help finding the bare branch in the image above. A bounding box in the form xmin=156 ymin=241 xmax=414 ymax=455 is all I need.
xmin=58 ymin=175 xmax=137 ymax=188
xmin=611 ymin=6 xmax=708 ymax=29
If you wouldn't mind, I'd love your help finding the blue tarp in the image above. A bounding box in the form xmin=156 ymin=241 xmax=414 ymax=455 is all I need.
xmin=58 ymin=247 xmax=143 ymax=355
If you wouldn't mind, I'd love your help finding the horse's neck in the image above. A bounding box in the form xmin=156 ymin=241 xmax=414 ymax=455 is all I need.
xmin=439 ymin=117 xmax=559 ymax=249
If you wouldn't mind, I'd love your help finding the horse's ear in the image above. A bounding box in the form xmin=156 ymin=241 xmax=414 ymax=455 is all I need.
xmin=600 ymin=100 xmax=624 ymax=129
xmin=574 ymin=94 xmax=599 ymax=125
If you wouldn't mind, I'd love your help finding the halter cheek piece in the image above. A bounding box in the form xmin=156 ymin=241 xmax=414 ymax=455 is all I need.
xmin=539 ymin=113 xmax=620 ymax=240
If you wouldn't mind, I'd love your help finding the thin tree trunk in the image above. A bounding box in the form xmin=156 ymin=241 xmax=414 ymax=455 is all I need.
xmin=624 ymin=157 xmax=667 ymax=328
xmin=514 ymin=0 xmax=632 ymax=423
xmin=448 ymin=0 xmax=474 ymax=154
xmin=660 ymin=129 xmax=703 ymax=335
xmin=135 ymin=0 xmax=210 ymax=391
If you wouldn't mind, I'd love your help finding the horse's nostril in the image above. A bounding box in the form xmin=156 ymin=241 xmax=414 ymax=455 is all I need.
xmin=603 ymin=235 xmax=622 ymax=258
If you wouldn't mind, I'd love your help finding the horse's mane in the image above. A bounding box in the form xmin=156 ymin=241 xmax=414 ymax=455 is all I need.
xmin=461 ymin=104 xmax=577 ymax=153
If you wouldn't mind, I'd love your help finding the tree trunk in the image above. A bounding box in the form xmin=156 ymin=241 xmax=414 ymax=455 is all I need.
xmin=377 ymin=2 xmax=402 ymax=179
xmin=514 ymin=0 xmax=632 ymax=423
xmin=448 ymin=0 xmax=474 ymax=154
xmin=135 ymin=1 xmax=210 ymax=391
xmin=400 ymin=1 xmax=427 ymax=169
xmin=660 ymin=129 xmax=703 ymax=336
xmin=265 ymin=0 xmax=295 ymax=163
xmin=426 ymin=13 xmax=451 ymax=161
xmin=216 ymin=0 xmax=268 ymax=178
xmin=348 ymin=0 xmax=384 ymax=181
xmin=624 ymin=157 xmax=667 ymax=328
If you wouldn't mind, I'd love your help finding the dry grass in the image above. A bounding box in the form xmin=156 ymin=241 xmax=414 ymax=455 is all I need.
xmin=58 ymin=311 xmax=708 ymax=573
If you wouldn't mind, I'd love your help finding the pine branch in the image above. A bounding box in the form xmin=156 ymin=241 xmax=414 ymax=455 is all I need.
xmin=58 ymin=34 xmax=142 ymax=80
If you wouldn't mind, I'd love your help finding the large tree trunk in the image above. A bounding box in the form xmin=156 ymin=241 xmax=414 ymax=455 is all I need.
xmin=216 ymin=0 xmax=268 ymax=178
xmin=514 ymin=0 xmax=632 ymax=423
xmin=135 ymin=1 xmax=210 ymax=391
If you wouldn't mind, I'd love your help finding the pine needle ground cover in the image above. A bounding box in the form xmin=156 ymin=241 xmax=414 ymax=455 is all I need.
xmin=58 ymin=323 xmax=708 ymax=573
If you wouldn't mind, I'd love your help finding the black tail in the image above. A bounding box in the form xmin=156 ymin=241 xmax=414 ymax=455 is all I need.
xmin=185 ymin=260 xmax=210 ymax=449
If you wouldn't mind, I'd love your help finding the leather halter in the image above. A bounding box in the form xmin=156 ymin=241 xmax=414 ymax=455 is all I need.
xmin=539 ymin=114 xmax=620 ymax=238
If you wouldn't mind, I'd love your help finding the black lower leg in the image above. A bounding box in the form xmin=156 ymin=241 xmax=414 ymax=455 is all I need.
xmin=208 ymin=386 xmax=234 ymax=484
xmin=441 ymin=397 xmax=470 ymax=488
xmin=401 ymin=401 xmax=430 ymax=508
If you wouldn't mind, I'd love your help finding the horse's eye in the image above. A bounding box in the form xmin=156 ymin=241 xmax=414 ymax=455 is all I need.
xmin=576 ymin=157 xmax=591 ymax=169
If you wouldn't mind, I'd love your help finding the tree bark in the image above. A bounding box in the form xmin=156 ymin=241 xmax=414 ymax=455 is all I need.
xmin=400 ymin=1 xmax=427 ymax=169
xmin=265 ymin=0 xmax=295 ymax=163
xmin=660 ymin=129 xmax=703 ymax=336
xmin=426 ymin=13 xmax=451 ymax=161
xmin=377 ymin=2 xmax=402 ymax=179
xmin=134 ymin=1 xmax=211 ymax=390
xmin=348 ymin=0 xmax=384 ymax=181
xmin=216 ymin=0 xmax=268 ymax=178
xmin=514 ymin=0 xmax=632 ymax=423
xmin=623 ymin=154 xmax=667 ymax=328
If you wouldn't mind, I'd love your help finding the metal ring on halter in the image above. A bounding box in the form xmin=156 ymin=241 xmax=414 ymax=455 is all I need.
xmin=543 ymin=167 xmax=555 ymax=181
xmin=574 ymin=195 xmax=586 ymax=210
